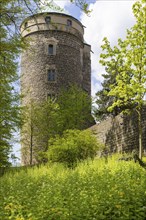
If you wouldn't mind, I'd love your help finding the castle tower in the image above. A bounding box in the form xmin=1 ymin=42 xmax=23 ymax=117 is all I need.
xmin=21 ymin=12 xmax=91 ymax=104
xmin=20 ymin=10 xmax=91 ymax=164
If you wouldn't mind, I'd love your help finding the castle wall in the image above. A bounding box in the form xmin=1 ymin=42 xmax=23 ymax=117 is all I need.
xmin=90 ymin=107 xmax=146 ymax=154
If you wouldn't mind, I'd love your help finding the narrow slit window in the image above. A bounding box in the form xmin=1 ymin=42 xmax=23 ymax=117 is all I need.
xmin=48 ymin=44 xmax=54 ymax=55
xmin=24 ymin=22 xmax=28 ymax=28
xmin=48 ymin=69 xmax=56 ymax=81
xmin=67 ymin=19 xmax=72 ymax=26
xmin=45 ymin=16 xmax=51 ymax=24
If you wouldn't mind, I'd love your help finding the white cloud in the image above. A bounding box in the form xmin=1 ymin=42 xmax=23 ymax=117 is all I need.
xmin=80 ymin=1 xmax=136 ymax=97
xmin=54 ymin=0 xmax=70 ymax=10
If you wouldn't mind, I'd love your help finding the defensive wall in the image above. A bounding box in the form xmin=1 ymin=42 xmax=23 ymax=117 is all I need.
xmin=90 ymin=106 xmax=146 ymax=153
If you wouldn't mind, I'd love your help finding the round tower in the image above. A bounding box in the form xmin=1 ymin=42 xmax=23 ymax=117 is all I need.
xmin=21 ymin=12 xmax=91 ymax=105
xmin=20 ymin=11 xmax=91 ymax=164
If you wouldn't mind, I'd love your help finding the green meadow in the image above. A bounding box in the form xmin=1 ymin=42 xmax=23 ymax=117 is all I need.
xmin=1 ymin=155 xmax=146 ymax=220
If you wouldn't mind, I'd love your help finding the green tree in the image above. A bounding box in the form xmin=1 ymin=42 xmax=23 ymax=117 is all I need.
xmin=0 ymin=0 xmax=25 ymax=167
xmin=57 ymin=85 xmax=94 ymax=131
xmin=95 ymin=36 xmax=136 ymax=121
xmin=21 ymin=99 xmax=60 ymax=164
xmin=95 ymin=68 xmax=118 ymax=121
xmin=48 ymin=129 xmax=103 ymax=168
xmin=98 ymin=1 xmax=146 ymax=158
xmin=21 ymin=86 xmax=94 ymax=164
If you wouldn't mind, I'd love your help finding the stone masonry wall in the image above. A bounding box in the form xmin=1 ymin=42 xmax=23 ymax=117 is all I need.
xmin=90 ymin=107 xmax=146 ymax=153
xmin=21 ymin=31 xmax=84 ymax=105
xmin=82 ymin=44 xmax=91 ymax=96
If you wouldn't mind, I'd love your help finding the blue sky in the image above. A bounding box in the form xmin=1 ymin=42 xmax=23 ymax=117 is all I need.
xmin=12 ymin=0 xmax=136 ymax=161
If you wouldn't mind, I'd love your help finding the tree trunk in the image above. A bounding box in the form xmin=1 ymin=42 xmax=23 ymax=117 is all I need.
xmin=137 ymin=108 xmax=142 ymax=159
xmin=30 ymin=108 xmax=33 ymax=165
xmin=30 ymin=130 xmax=33 ymax=165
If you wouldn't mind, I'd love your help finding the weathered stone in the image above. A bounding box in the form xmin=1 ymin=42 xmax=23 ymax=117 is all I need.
xmin=90 ymin=107 xmax=146 ymax=154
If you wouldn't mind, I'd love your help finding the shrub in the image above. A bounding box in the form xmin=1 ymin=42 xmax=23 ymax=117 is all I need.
xmin=47 ymin=129 xmax=104 ymax=167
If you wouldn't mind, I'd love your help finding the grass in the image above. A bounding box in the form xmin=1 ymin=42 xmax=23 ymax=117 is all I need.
xmin=0 ymin=155 xmax=146 ymax=220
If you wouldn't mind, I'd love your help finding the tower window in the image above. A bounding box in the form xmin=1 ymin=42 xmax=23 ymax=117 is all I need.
xmin=67 ymin=19 xmax=72 ymax=26
xmin=45 ymin=16 xmax=51 ymax=24
xmin=24 ymin=22 xmax=28 ymax=28
xmin=48 ymin=44 xmax=54 ymax=55
xmin=48 ymin=69 xmax=56 ymax=81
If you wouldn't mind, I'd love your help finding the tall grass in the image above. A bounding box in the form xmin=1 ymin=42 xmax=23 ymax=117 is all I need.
xmin=0 ymin=155 xmax=146 ymax=220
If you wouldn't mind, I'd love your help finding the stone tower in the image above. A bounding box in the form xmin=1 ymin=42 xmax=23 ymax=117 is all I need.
xmin=21 ymin=11 xmax=91 ymax=164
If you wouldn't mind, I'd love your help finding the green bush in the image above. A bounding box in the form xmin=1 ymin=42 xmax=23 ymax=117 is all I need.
xmin=47 ymin=129 xmax=104 ymax=167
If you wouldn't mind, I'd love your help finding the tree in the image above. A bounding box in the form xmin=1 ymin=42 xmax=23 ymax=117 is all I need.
xmin=21 ymin=99 xmax=60 ymax=164
xmin=0 ymin=0 xmax=25 ymax=167
xmin=94 ymin=35 xmax=136 ymax=121
xmin=21 ymin=85 xmax=94 ymax=164
xmin=38 ymin=0 xmax=91 ymax=14
xmin=95 ymin=66 xmax=119 ymax=121
xmin=98 ymin=0 xmax=146 ymax=159
xmin=57 ymin=85 xmax=94 ymax=132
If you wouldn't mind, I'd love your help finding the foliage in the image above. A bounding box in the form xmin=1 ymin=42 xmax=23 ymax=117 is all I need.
xmin=95 ymin=69 xmax=119 ymax=121
xmin=21 ymin=99 xmax=60 ymax=164
xmin=107 ymin=1 xmax=145 ymax=113
xmin=21 ymin=85 xmax=94 ymax=164
xmin=39 ymin=0 xmax=91 ymax=14
xmin=97 ymin=1 xmax=146 ymax=158
xmin=47 ymin=129 xmax=103 ymax=167
xmin=57 ymin=85 xmax=94 ymax=131
xmin=0 ymin=0 xmax=26 ymax=167
xmin=0 ymin=155 xmax=146 ymax=219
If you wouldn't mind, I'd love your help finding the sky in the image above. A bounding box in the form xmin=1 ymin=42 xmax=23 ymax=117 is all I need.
xmin=13 ymin=0 xmax=137 ymax=161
